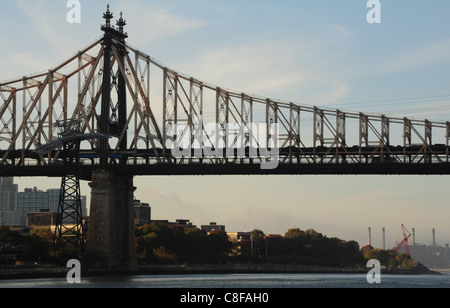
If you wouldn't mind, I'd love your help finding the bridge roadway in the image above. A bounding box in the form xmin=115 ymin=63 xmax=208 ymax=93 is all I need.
xmin=1 ymin=144 xmax=449 ymax=180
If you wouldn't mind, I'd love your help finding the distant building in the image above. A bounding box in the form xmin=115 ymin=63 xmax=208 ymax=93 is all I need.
xmin=0 ymin=177 xmax=19 ymax=226
xmin=227 ymin=232 xmax=252 ymax=241
xmin=134 ymin=200 xmax=151 ymax=226
xmin=201 ymin=222 xmax=226 ymax=233
xmin=360 ymin=245 xmax=374 ymax=254
xmin=26 ymin=210 xmax=57 ymax=228
xmin=17 ymin=187 xmax=57 ymax=226
xmin=17 ymin=187 xmax=87 ymax=226
xmin=151 ymin=219 xmax=197 ymax=230
xmin=226 ymin=232 xmax=252 ymax=257
xmin=409 ymin=244 xmax=450 ymax=268
xmin=173 ymin=219 xmax=196 ymax=229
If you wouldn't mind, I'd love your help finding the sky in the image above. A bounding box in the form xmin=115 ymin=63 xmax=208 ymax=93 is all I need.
xmin=1 ymin=0 xmax=450 ymax=249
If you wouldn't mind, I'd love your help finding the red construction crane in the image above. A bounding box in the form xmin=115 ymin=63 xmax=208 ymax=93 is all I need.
xmin=396 ymin=224 xmax=412 ymax=255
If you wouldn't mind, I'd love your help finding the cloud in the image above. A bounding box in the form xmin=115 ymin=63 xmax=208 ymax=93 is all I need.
xmin=352 ymin=37 xmax=450 ymax=81
xmin=116 ymin=0 xmax=205 ymax=45
xmin=383 ymin=38 xmax=450 ymax=74
xmin=184 ymin=41 xmax=305 ymax=93
xmin=137 ymin=180 xmax=209 ymax=221
xmin=15 ymin=0 xmax=69 ymax=52
xmin=0 ymin=52 xmax=56 ymax=82
xmin=173 ymin=36 xmax=353 ymax=107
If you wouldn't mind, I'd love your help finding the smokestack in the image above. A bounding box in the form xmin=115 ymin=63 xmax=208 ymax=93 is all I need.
xmin=382 ymin=227 xmax=385 ymax=250
xmin=412 ymin=228 xmax=416 ymax=246
xmin=432 ymin=228 xmax=436 ymax=246
xmin=368 ymin=227 xmax=372 ymax=246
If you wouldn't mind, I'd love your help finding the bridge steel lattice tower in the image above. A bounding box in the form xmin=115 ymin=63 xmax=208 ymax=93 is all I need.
xmin=53 ymin=120 xmax=85 ymax=257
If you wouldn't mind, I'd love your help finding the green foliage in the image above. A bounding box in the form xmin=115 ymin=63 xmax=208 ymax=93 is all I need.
xmin=394 ymin=254 xmax=417 ymax=270
xmin=0 ymin=223 xmax=381 ymax=268
xmin=136 ymin=222 xmax=232 ymax=264
xmin=363 ymin=248 xmax=418 ymax=271
xmin=0 ymin=227 xmax=55 ymax=265
xmin=363 ymin=248 xmax=396 ymax=266
xmin=135 ymin=224 xmax=365 ymax=266
xmin=265 ymin=228 xmax=363 ymax=266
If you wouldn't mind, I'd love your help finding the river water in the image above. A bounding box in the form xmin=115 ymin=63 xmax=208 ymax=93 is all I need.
xmin=1 ymin=272 xmax=450 ymax=288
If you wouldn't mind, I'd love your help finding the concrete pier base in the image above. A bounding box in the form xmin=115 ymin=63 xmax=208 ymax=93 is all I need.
xmin=86 ymin=170 xmax=137 ymax=271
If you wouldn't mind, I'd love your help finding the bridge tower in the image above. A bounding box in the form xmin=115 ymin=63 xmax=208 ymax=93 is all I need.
xmin=53 ymin=120 xmax=85 ymax=258
xmin=99 ymin=5 xmax=128 ymax=167
xmin=86 ymin=6 xmax=137 ymax=271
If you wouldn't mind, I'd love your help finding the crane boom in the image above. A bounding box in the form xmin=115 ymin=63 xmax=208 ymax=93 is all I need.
xmin=396 ymin=224 xmax=412 ymax=255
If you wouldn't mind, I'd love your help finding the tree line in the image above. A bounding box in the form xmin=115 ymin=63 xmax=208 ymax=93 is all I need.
xmin=135 ymin=223 xmax=365 ymax=266
xmin=1 ymin=223 xmax=418 ymax=271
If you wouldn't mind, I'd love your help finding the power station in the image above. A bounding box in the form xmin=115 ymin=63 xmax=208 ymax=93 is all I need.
xmin=367 ymin=225 xmax=450 ymax=268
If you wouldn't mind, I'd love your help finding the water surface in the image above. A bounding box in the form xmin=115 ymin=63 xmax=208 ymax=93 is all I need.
xmin=1 ymin=273 xmax=449 ymax=288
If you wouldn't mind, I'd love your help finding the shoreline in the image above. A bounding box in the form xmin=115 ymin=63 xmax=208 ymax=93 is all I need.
xmin=0 ymin=262 xmax=441 ymax=280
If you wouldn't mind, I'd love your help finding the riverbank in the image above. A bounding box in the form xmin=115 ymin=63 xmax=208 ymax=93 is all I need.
xmin=0 ymin=262 xmax=440 ymax=280
xmin=0 ymin=263 xmax=365 ymax=280
xmin=139 ymin=262 xmax=441 ymax=275
xmin=139 ymin=263 xmax=367 ymax=275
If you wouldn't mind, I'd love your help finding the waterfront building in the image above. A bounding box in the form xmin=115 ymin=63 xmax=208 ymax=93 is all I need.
xmin=201 ymin=222 xmax=226 ymax=233
xmin=26 ymin=210 xmax=57 ymax=228
xmin=134 ymin=200 xmax=151 ymax=226
xmin=17 ymin=187 xmax=87 ymax=226
xmin=0 ymin=177 xmax=19 ymax=226
xmin=151 ymin=219 xmax=197 ymax=230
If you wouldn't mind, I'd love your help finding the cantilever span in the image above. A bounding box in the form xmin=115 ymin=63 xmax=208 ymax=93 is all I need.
xmin=1 ymin=9 xmax=450 ymax=178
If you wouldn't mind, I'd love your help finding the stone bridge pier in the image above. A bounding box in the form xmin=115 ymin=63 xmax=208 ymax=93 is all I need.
xmin=86 ymin=170 xmax=138 ymax=271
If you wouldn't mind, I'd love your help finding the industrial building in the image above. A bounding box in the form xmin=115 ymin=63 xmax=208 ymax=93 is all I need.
xmin=368 ymin=226 xmax=450 ymax=268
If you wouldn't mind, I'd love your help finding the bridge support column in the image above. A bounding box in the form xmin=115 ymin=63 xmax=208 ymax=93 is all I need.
xmin=86 ymin=170 xmax=137 ymax=271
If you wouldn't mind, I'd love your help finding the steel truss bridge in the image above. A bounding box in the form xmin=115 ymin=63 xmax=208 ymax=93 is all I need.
xmin=1 ymin=10 xmax=450 ymax=180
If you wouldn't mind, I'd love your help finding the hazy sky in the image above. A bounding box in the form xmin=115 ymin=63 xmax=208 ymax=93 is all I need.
xmin=2 ymin=0 xmax=450 ymax=249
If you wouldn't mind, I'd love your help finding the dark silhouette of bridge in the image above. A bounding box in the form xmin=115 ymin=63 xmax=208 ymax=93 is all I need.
xmin=1 ymin=6 xmax=449 ymax=270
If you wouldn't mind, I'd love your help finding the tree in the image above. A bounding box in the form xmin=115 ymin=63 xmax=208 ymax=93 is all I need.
xmin=204 ymin=230 xmax=232 ymax=261
xmin=250 ymin=229 xmax=265 ymax=258
xmin=363 ymin=249 xmax=396 ymax=266
xmin=30 ymin=228 xmax=53 ymax=243
xmin=136 ymin=222 xmax=176 ymax=263
xmin=0 ymin=227 xmax=56 ymax=265
xmin=135 ymin=222 xmax=234 ymax=264
xmin=395 ymin=254 xmax=417 ymax=270
xmin=304 ymin=229 xmax=323 ymax=240
xmin=284 ymin=228 xmax=305 ymax=239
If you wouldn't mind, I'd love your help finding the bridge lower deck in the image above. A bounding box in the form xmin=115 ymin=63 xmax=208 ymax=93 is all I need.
xmin=1 ymin=145 xmax=449 ymax=179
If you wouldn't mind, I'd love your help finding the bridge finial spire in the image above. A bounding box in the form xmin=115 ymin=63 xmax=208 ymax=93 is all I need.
xmin=117 ymin=11 xmax=126 ymax=33
xmin=103 ymin=4 xmax=114 ymax=28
